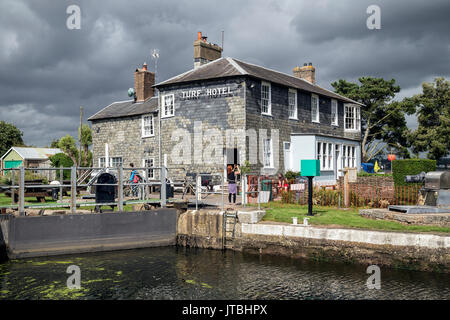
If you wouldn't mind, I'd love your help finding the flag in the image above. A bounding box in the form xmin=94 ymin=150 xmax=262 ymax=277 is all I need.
xmin=374 ymin=160 xmax=380 ymax=172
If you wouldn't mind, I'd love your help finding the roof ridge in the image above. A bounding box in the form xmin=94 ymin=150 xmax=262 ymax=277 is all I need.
xmin=232 ymin=58 xmax=363 ymax=106
xmin=226 ymin=57 xmax=248 ymax=75
xmin=155 ymin=57 xmax=228 ymax=86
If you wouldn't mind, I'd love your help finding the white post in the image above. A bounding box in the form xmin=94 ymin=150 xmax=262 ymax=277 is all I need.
xmin=19 ymin=167 xmax=25 ymax=216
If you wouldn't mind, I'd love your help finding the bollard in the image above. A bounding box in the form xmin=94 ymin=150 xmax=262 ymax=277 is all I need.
xmin=118 ymin=165 xmax=124 ymax=212
xmin=303 ymin=217 xmax=309 ymax=226
xmin=70 ymin=166 xmax=76 ymax=214
xmin=19 ymin=167 xmax=25 ymax=216
xmin=292 ymin=217 xmax=298 ymax=225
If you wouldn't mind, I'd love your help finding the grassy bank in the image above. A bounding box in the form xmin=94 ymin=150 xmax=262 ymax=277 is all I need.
xmin=261 ymin=204 xmax=450 ymax=234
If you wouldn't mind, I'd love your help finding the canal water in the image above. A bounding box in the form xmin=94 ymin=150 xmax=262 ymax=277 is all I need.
xmin=0 ymin=247 xmax=449 ymax=300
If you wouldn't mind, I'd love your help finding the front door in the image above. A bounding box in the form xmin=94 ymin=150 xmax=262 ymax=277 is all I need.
xmin=283 ymin=142 xmax=291 ymax=173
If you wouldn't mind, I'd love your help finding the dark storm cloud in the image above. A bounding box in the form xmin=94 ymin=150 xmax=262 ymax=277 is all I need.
xmin=0 ymin=0 xmax=448 ymax=146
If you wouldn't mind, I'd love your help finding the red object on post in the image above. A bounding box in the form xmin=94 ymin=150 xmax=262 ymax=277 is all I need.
xmin=387 ymin=154 xmax=396 ymax=161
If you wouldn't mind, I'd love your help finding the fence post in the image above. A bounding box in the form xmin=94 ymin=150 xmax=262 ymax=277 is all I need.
xmin=59 ymin=166 xmax=63 ymax=203
xmin=11 ymin=169 xmax=15 ymax=206
xmin=343 ymin=169 xmax=349 ymax=207
xmin=242 ymin=174 xmax=246 ymax=207
xmin=118 ymin=165 xmax=124 ymax=212
xmin=222 ymin=173 xmax=224 ymax=213
xmin=258 ymin=175 xmax=261 ymax=211
xmin=70 ymin=166 xmax=76 ymax=214
xmin=19 ymin=167 xmax=25 ymax=216
xmin=195 ymin=172 xmax=198 ymax=211
xmin=161 ymin=166 xmax=166 ymax=208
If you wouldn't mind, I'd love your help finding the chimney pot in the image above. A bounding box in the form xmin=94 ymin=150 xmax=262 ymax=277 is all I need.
xmin=142 ymin=62 xmax=147 ymax=71
xmin=193 ymin=31 xmax=223 ymax=69
xmin=303 ymin=63 xmax=307 ymax=66
xmin=197 ymin=31 xmax=202 ymax=40
xmin=293 ymin=62 xmax=316 ymax=84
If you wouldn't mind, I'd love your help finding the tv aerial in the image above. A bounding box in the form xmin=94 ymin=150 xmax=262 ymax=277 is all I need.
xmin=152 ymin=49 xmax=160 ymax=83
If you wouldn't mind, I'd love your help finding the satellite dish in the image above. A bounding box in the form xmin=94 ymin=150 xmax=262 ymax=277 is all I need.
xmin=128 ymin=88 xmax=135 ymax=97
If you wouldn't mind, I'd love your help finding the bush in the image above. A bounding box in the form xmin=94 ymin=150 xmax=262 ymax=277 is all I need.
xmin=49 ymin=153 xmax=74 ymax=180
xmin=0 ymin=170 xmax=48 ymax=185
xmin=285 ymin=170 xmax=300 ymax=180
xmin=392 ymin=159 xmax=436 ymax=186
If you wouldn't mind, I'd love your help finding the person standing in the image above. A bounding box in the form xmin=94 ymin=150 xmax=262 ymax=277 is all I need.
xmin=227 ymin=164 xmax=240 ymax=204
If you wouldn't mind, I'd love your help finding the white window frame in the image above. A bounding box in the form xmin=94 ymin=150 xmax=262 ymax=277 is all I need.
xmin=98 ymin=157 xmax=106 ymax=168
xmin=110 ymin=156 xmax=123 ymax=167
xmin=161 ymin=94 xmax=175 ymax=118
xmin=331 ymin=99 xmax=338 ymax=126
xmin=263 ymin=138 xmax=273 ymax=168
xmin=141 ymin=114 xmax=154 ymax=138
xmin=344 ymin=104 xmax=361 ymax=131
xmin=142 ymin=158 xmax=155 ymax=180
xmin=311 ymin=94 xmax=319 ymax=123
xmin=261 ymin=81 xmax=272 ymax=115
xmin=317 ymin=141 xmax=334 ymax=171
xmin=288 ymin=88 xmax=297 ymax=119
xmin=342 ymin=145 xmax=357 ymax=168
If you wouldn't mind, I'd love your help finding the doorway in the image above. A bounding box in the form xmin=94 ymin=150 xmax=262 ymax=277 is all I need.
xmin=223 ymin=148 xmax=240 ymax=177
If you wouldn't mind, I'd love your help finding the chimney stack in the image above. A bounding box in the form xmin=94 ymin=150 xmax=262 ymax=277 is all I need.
xmin=134 ymin=63 xmax=155 ymax=102
xmin=293 ymin=62 xmax=316 ymax=84
xmin=193 ymin=31 xmax=223 ymax=69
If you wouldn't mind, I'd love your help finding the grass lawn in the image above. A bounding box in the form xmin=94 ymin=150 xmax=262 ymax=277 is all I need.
xmin=261 ymin=204 xmax=450 ymax=234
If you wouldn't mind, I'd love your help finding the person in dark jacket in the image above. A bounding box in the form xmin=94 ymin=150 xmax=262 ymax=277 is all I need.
xmin=227 ymin=164 xmax=240 ymax=204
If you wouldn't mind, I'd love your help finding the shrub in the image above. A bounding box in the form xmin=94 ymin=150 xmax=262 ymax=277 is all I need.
xmin=392 ymin=159 xmax=436 ymax=186
xmin=49 ymin=153 xmax=74 ymax=180
xmin=285 ymin=170 xmax=301 ymax=180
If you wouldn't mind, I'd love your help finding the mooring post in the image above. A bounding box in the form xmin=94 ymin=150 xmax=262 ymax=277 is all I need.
xmin=19 ymin=167 xmax=25 ymax=216
xmin=70 ymin=166 xmax=76 ymax=214
xmin=118 ymin=164 xmax=124 ymax=212
xmin=161 ymin=166 xmax=166 ymax=208
xmin=59 ymin=166 xmax=63 ymax=203
xmin=307 ymin=176 xmax=313 ymax=216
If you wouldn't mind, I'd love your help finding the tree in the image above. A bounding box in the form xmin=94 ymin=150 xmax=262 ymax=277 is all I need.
xmin=79 ymin=124 xmax=93 ymax=167
xmin=332 ymin=77 xmax=415 ymax=162
xmin=49 ymin=139 xmax=60 ymax=148
xmin=58 ymin=135 xmax=79 ymax=165
xmin=407 ymin=78 xmax=450 ymax=160
xmin=49 ymin=153 xmax=74 ymax=179
xmin=0 ymin=121 xmax=25 ymax=156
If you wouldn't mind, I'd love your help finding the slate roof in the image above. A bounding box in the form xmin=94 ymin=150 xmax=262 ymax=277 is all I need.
xmin=1 ymin=147 xmax=62 ymax=160
xmin=155 ymin=57 xmax=364 ymax=106
xmin=88 ymin=96 xmax=158 ymax=121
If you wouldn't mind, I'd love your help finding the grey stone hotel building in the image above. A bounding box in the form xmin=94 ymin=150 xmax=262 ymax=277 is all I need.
xmin=89 ymin=32 xmax=363 ymax=184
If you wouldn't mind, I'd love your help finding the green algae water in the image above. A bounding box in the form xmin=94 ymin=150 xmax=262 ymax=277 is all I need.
xmin=0 ymin=247 xmax=449 ymax=300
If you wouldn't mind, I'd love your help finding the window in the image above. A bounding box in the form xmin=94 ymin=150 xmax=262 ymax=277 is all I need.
xmin=288 ymin=89 xmax=297 ymax=119
xmin=344 ymin=104 xmax=361 ymax=131
xmin=162 ymin=94 xmax=174 ymax=118
xmin=317 ymin=141 xmax=334 ymax=170
xmin=331 ymin=99 xmax=338 ymax=126
xmin=263 ymin=138 xmax=273 ymax=168
xmin=142 ymin=115 xmax=154 ymax=137
xmin=110 ymin=157 xmax=123 ymax=167
xmin=98 ymin=157 xmax=106 ymax=168
xmin=342 ymin=145 xmax=356 ymax=168
xmin=261 ymin=82 xmax=271 ymax=115
xmin=143 ymin=158 xmax=155 ymax=179
xmin=311 ymin=94 xmax=319 ymax=123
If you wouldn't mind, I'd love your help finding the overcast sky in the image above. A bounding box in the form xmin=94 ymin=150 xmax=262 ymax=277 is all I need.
xmin=0 ymin=0 xmax=448 ymax=147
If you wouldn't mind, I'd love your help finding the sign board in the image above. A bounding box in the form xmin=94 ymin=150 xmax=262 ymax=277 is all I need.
xmin=300 ymin=160 xmax=320 ymax=177
xmin=348 ymin=168 xmax=357 ymax=183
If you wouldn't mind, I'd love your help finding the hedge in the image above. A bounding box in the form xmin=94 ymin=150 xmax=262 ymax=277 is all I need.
xmin=392 ymin=159 xmax=436 ymax=186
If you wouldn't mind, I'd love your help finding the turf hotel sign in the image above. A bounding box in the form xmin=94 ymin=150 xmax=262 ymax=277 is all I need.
xmin=181 ymin=86 xmax=233 ymax=99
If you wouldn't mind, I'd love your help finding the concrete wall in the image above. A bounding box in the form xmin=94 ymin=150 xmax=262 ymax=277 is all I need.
xmin=3 ymin=209 xmax=177 ymax=259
